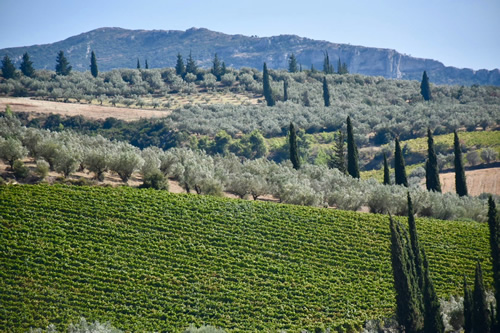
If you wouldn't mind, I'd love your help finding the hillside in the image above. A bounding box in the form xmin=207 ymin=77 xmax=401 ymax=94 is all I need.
xmin=1 ymin=27 xmax=499 ymax=86
xmin=0 ymin=185 xmax=491 ymax=332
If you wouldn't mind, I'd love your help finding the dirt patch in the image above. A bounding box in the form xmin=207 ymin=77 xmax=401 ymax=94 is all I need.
xmin=0 ymin=97 xmax=170 ymax=121
xmin=440 ymin=167 xmax=500 ymax=196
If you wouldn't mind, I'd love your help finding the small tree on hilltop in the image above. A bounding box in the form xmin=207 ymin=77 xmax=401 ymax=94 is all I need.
xmin=263 ymin=62 xmax=275 ymax=106
xmin=454 ymin=130 xmax=468 ymax=196
xmin=55 ymin=51 xmax=72 ymax=76
xmin=90 ymin=51 xmax=98 ymax=78
xmin=1 ymin=55 xmax=16 ymax=79
xmin=420 ymin=71 xmax=432 ymax=101
xmin=288 ymin=53 xmax=298 ymax=73
xmin=425 ymin=128 xmax=441 ymax=192
xmin=346 ymin=116 xmax=359 ymax=178
xmin=20 ymin=52 xmax=35 ymax=77
xmin=394 ymin=137 xmax=408 ymax=187
xmin=289 ymin=122 xmax=300 ymax=170
xmin=322 ymin=76 xmax=331 ymax=107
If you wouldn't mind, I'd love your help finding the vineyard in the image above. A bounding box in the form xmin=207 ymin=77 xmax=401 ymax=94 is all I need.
xmin=0 ymin=185 xmax=492 ymax=332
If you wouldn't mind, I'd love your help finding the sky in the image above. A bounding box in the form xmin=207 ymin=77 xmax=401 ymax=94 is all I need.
xmin=1 ymin=0 xmax=499 ymax=70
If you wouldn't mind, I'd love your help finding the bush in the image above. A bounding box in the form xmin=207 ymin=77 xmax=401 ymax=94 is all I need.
xmin=35 ymin=159 xmax=50 ymax=180
xmin=12 ymin=159 xmax=29 ymax=179
xmin=141 ymin=169 xmax=168 ymax=190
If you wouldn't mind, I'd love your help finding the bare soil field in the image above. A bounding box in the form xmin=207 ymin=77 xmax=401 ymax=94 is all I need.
xmin=0 ymin=97 xmax=170 ymax=121
xmin=440 ymin=167 xmax=500 ymax=196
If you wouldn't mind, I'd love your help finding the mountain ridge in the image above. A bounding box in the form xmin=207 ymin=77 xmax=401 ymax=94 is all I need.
xmin=2 ymin=27 xmax=499 ymax=86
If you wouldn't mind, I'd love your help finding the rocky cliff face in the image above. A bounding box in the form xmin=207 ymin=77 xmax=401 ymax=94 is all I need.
xmin=2 ymin=27 xmax=499 ymax=86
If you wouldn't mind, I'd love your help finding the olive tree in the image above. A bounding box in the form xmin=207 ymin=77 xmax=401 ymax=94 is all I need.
xmin=0 ymin=137 xmax=28 ymax=168
xmin=109 ymin=147 xmax=143 ymax=182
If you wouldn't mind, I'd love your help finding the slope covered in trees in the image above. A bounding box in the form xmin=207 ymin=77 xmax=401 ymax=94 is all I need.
xmin=0 ymin=185 xmax=491 ymax=332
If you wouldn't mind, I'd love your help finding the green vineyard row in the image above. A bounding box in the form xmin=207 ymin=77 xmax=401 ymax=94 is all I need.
xmin=0 ymin=185 xmax=492 ymax=332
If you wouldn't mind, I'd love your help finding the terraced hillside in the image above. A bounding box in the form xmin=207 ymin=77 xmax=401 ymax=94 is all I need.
xmin=0 ymin=185 xmax=491 ymax=332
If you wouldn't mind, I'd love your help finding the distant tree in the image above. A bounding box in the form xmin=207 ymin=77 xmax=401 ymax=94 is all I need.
xmin=337 ymin=58 xmax=349 ymax=74
xmin=214 ymin=130 xmax=232 ymax=155
xmin=481 ymin=147 xmax=499 ymax=164
xmin=394 ymin=137 xmax=408 ymax=187
xmin=420 ymin=71 xmax=432 ymax=101
xmin=310 ymin=63 xmax=316 ymax=73
xmin=454 ymin=130 xmax=468 ymax=196
xmin=175 ymin=53 xmax=185 ymax=76
xmin=211 ymin=53 xmax=223 ymax=81
xmin=407 ymin=193 xmax=424 ymax=291
xmin=322 ymin=77 xmax=331 ymax=107
xmin=328 ymin=130 xmax=346 ymax=174
xmin=19 ymin=52 xmax=35 ymax=77
xmin=136 ymin=58 xmax=141 ymax=69
xmin=383 ymin=153 xmax=391 ymax=185
xmin=283 ymin=80 xmax=289 ymax=102
xmin=346 ymin=116 xmax=359 ymax=178
xmin=472 ymin=261 xmax=491 ymax=333
xmin=323 ymin=51 xmax=334 ymax=74
xmin=464 ymin=276 xmax=473 ymax=333
xmin=289 ymin=122 xmax=300 ymax=170
xmin=488 ymin=196 xmax=500 ymax=330
xmin=425 ymin=128 xmax=441 ymax=192
xmin=221 ymin=62 xmax=227 ymax=76
xmin=422 ymin=250 xmax=444 ymax=333
xmin=55 ymin=51 xmax=72 ymax=75
xmin=145 ymin=59 xmax=149 ymax=69
xmin=263 ymin=63 xmax=275 ymax=106
xmin=185 ymin=51 xmax=198 ymax=75
xmin=0 ymin=138 xmax=28 ymax=168
xmin=288 ymin=53 xmax=298 ymax=73
xmin=1 ymin=55 xmax=16 ymax=79
xmin=90 ymin=51 xmax=98 ymax=78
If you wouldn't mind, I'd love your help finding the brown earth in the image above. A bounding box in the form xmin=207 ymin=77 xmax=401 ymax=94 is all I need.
xmin=440 ymin=167 xmax=500 ymax=196
xmin=0 ymin=97 xmax=170 ymax=121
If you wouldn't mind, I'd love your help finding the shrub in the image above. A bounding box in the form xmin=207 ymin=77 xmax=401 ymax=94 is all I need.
xmin=35 ymin=160 xmax=50 ymax=180
xmin=141 ymin=169 xmax=168 ymax=190
xmin=12 ymin=159 xmax=29 ymax=179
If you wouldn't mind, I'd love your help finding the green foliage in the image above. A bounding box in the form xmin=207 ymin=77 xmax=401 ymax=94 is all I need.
xmin=454 ymin=131 xmax=468 ymax=197
xmin=327 ymin=130 xmax=345 ymax=174
xmin=90 ymin=51 xmax=98 ymax=78
xmin=175 ymin=53 xmax=185 ymax=76
xmin=1 ymin=55 xmax=16 ymax=79
xmin=20 ymin=52 xmax=35 ymax=77
xmin=211 ymin=53 xmax=222 ymax=81
xmin=425 ymin=128 xmax=441 ymax=192
xmin=12 ymin=159 xmax=29 ymax=179
xmin=472 ymin=261 xmax=491 ymax=332
xmin=141 ymin=168 xmax=168 ymax=190
xmin=0 ymin=185 xmax=491 ymax=332
xmin=322 ymin=76 xmax=330 ymax=107
xmin=289 ymin=122 xmax=300 ymax=170
xmin=487 ymin=196 xmax=500 ymax=329
xmin=464 ymin=276 xmax=473 ymax=333
xmin=288 ymin=53 xmax=298 ymax=73
xmin=422 ymin=250 xmax=444 ymax=333
xmin=383 ymin=153 xmax=390 ymax=185
xmin=420 ymin=71 xmax=432 ymax=101
xmin=35 ymin=159 xmax=50 ymax=180
xmin=185 ymin=51 xmax=198 ymax=75
xmin=55 ymin=51 xmax=72 ymax=76
xmin=346 ymin=116 xmax=359 ymax=178
xmin=394 ymin=137 xmax=408 ymax=187
xmin=0 ymin=137 xmax=28 ymax=168
xmin=323 ymin=51 xmax=334 ymax=74
xmin=262 ymin=62 xmax=275 ymax=106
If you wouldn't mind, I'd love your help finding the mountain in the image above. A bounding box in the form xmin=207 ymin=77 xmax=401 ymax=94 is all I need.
xmin=2 ymin=27 xmax=499 ymax=86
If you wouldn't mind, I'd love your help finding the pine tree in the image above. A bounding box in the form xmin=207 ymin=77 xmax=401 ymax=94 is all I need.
xmin=55 ymin=51 xmax=71 ymax=76
xmin=185 ymin=51 xmax=197 ymax=75
xmin=136 ymin=58 xmax=141 ymax=69
xmin=472 ymin=261 xmax=491 ymax=333
xmin=283 ymin=80 xmax=289 ymax=102
xmin=337 ymin=58 xmax=349 ymax=74
xmin=323 ymin=51 xmax=334 ymax=74
xmin=175 ymin=53 xmax=185 ymax=76
xmin=322 ymin=77 xmax=330 ymax=107
xmin=389 ymin=216 xmax=424 ymax=333
xmin=221 ymin=62 xmax=227 ymax=76
xmin=454 ymin=130 xmax=468 ymax=196
xmin=288 ymin=53 xmax=298 ymax=73
xmin=328 ymin=130 xmax=346 ymax=174
xmin=420 ymin=71 xmax=432 ymax=101
xmin=19 ymin=52 xmax=35 ymax=77
xmin=464 ymin=276 xmax=473 ymax=333
xmin=90 ymin=51 xmax=98 ymax=78
xmin=263 ymin=63 xmax=275 ymax=106
xmin=422 ymin=250 xmax=444 ymax=333
xmin=488 ymin=196 xmax=500 ymax=330
xmin=383 ymin=153 xmax=391 ymax=185
xmin=211 ymin=53 xmax=222 ymax=81
xmin=394 ymin=137 xmax=408 ymax=187
xmin=425 ymin=128 xmax=441 ymax=192
xmin=407 ymin=193 xmax=424 ymax=291
xmin=289 ymin=122 xmax=300 ymax=170
xmin=346 ymin=116 xmax=360 ymax=178
xmin=1 ymin=55 xmax=16 ymax=79
xmin=145 ymin=59 xmax=149 ymax=69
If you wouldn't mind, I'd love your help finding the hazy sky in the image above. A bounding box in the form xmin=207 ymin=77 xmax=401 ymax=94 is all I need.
xmin=1 ymin=0 xmax=499 ymax=70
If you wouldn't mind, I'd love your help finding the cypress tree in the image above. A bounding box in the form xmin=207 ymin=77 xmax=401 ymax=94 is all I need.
xmin=322 ymin=77 xmax=331 ymax=107
xmin=136 ymin=58 xmax=141 ymax=69
xmin=488 ymin=196 xmax=500 ymax=330
xmin=55 ymin=51 xmax=71 ymax=76
xmin=420 ymin=71 xmax=432 ymax=101
xmin=211 ymin=53 xmax=222 ymax=81
xmin=389 ymin=216 xmax=424 ymax=333
xmin=1 ymin=55 xmax=16 ymax=79
xmin=328 ymin=130 xmax=346 ymax=174
xmin=425 ymin=128 xmax=441 ymax=192
xmin=19 ymin=52 xmax=35 ymax=77
xmin=422 ymin=250 xmax=444 ymax=333
xmin=175 ymin=53 xmax=185 ymax=76
xmin=263 ymin=63 xmax=275 ymax=106
xmin=346 ymin=116 xmax=360 ymax=178
xmin=90 ymin=51 xmax=98 ymax=78
xmin=145 ymin=59 xmax=149 ymax=69
xmin=185 ymin=51 xmax=197 ymax=75
xmin=289 ymin=122 xmax=300 ymax=170
xmin=472 ymin=261 xmax=491 ymax=333
xmin=323 ymin=51 xmax=333 ymax=74
xmin=288 ymin=53 xmax=298 ymax=73
xmin=454 ymin=130 xmax=468 ymax=196
xmin=383 ymin=153 xmax=391 ymax=185
xmin=407 ymin=193 xmax=424 ymax=291
xmin=221 ymin=62 xmax=227 ymax=76
xmin=394 ymin=137 xmax=408 ymax=187
xmin=464 ymin=276 xmax=473 ymax=333
xmin=283 ymin=80 xmax=289 ymax=102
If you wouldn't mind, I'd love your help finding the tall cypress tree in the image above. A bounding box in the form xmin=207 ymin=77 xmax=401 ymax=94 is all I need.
xmin=175 ymin=53 xmax=185 ymax=76
xmin=1 ymin=55 xmax=16 ymax=79
xmin=263 ymin=63 xmax=275 ymax=106
xmin=90 ymin=51 xmax=98 ymax=78
xmin=425 ymin=128 xmax=441 ymax=192
xmin=394 ymin=137 xmax=408 ymax=187
xmin=420 ymin=71 xmax=432 ymax=101
xmin=289 ymin=122 xmax=300 ymax=170
xmin=454 ymin=130 xmax=468 ymax=196
xmin=145 ymin=59 xmax=149 ymax=69
xmin=472 ymin=261 xmax=491 ymax=333
xmin=322 ymin=77 xmax=331 ymax=107
xmin=383 ymin=153 xmax=391 ymax=185
xmin=185 ymin=51 xmax=197 ymax=75
xmin=283 ymin=80 xmax=289 ymax=102
xmin=407 ymin=193 xmax=424 ymax=291
xmin=19 ymin=52 xmax=35 ymax=77
xmin=211 ymin=53 xmax=222 ymax=81
xmin=323 ymin=51 xmax=333 ymax=74
xmin=136 ymin=58 xmax=141 ymax=69
xmin=346 ymin=116 xmax=360 ymax=178
xmin=328 ymin=130 xmax=346 ymax=174
xmin=288 ymin=53 xmax=298 ymax=73
xmin=422 ymin=250 xmax=444 ymax=333
xmin=488 ymin=196 xmax=500 ymax=330
xmin=464 ymin=276 xmax=473 ymax=333
xmin=55 ymin=51 xmax=71 ymax=76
